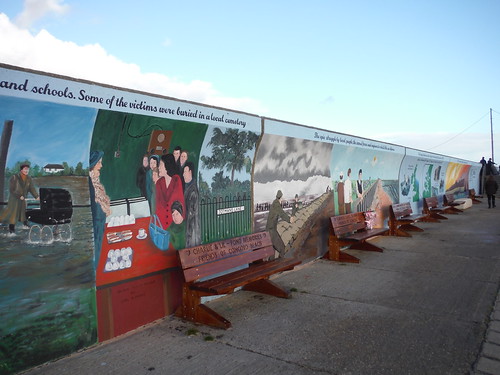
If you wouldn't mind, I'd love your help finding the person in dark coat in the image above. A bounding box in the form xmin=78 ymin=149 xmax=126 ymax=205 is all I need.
xmin=484 ymin=175 xmax=498 ymax=208
xmin=0 ymin=164 xmax=39 ymax=234
xmin=265 ymin=190 xmax=295 ymax=258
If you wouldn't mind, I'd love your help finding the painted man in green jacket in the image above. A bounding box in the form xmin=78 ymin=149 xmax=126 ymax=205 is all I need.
xmin=0 ymin=164 xmax=39 ymax=235
xmin=265 ymin=190 xmax=295 ymax=258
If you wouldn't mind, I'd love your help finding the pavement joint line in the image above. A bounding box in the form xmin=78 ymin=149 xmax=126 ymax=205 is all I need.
xmin=337 ymin=262 xmax=498 ymax=284
xmin=221 ymin=341 xmax=335 ymax=374
xmin=293 ymin=289 xmax=486 ymax=324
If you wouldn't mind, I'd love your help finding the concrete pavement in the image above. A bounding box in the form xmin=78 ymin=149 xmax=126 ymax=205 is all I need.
xmin=21 ymin=201 xmax=500 ymax=374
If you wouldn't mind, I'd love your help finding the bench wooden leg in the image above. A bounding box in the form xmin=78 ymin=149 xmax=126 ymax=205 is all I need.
xmin=420 ymin=215 xmax=441 ymax=223
xmin=323 ymin=236 xmax=360 ymax=263
xmin=400 ymin=223 xmax=424 ymax=232
xmin=243 ymin=279 xmax=291 ymax=298
xmin=323 ymin=249 xmax=360 ymax=263
xmin=175 ymin=285 xmax=232 ymax=329
xmin=391 ymin=227 xmax=413 ymax=237
xmin=350 ymin=241 xmax=384 ymax=252
xmin=429 ymin=212 xmax=448 ymax=220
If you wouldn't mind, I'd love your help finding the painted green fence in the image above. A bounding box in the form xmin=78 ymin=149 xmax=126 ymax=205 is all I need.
xmin=200 ymin=193 xmax=252 ymax=243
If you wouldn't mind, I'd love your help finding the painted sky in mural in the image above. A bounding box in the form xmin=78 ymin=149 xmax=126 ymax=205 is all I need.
xmin=0 ymin=95 xmax=96 ymax=168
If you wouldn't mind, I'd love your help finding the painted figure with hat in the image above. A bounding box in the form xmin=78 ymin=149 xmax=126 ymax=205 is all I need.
xmin=265 ymin=190 xmax=295 ymax=258
xmin=0 ymin=163 xmax=39 ymax=235
xmin=89 ymin=150 xmax=111 ymax=267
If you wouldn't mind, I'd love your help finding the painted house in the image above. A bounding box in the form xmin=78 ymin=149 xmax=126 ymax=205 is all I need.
xmin=43 ymin=163 xmax=64 ymax=173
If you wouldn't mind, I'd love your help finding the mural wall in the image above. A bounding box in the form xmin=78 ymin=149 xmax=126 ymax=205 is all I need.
xmin=0 ymin=64 xmax=481 ymax=374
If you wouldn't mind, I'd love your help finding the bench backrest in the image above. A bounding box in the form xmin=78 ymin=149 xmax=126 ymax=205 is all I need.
xmin=177 ymin=232 xmax=273 ymax=283
xmin=330 ymin=212 xmax=366 ymax=237
xmin=390 ymin=202 xmax=413 ymax=219
xmin=424 ymin=196 xmax=439 ymax=209
xmin=443 ymin=193 xmax=454 ymax=205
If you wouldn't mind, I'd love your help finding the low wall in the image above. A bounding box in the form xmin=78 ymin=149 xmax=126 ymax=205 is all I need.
xmin=0 ymin=64 xmax=481 ymax=374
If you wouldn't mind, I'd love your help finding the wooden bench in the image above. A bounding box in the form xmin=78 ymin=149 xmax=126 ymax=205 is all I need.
xmin=469 ymin=189 xmax=482 ymax=204
xmin=443 ymin=193 xmax=464 ymax=213
xmin=175 ymin=231 xmax=300 ymax=329
xmin=324 ymin=212 xmax=388 ymax=263
xmin=388 ymin=202 xmax=427 ymax=237
xmin=423 ymin=196 xmax=453 ymax=221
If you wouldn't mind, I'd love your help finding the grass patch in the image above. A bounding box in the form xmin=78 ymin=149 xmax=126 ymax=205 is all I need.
xmin=186 ymin=328 xmax=199 ymax=336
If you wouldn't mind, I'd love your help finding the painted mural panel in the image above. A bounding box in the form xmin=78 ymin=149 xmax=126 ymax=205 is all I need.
xmin=325 ymin=130 xmax=405 ymax=228
xmin=198 ymin=125 xmax=259 ymax=243
xmin=0 ymin=65 xmax=261 ymax=373
xmin=0 ymin=95 xmax=97 ymax=374
xmin=254 ymin=120 xmax=333 ymax=261
xmin=399 ymin=149 xmax=448 ymax=212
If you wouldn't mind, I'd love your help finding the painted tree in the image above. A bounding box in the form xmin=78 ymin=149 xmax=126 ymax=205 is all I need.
xmin=201 ymin=128 xmax=259 ymax=185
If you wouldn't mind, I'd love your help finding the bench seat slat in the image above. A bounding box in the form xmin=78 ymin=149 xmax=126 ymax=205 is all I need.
xmin=343 ymin=227 xmax=388 ymax=241
xmin=191 ymin=258 xmax=301 ymax=294
xmin=182 ymin=246 xmax=274 ymax=283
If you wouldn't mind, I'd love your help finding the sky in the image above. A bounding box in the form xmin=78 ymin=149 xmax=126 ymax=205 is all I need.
xmin=1 ymin=0 xmax=500 ymax=164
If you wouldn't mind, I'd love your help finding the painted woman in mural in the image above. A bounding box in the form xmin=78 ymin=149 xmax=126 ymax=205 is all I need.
xmin=182 ymin=161 xmax=200 ymax=247
xmin=136 ymin=153 xmax=149 ymax=198
xmin=168 ymin=200 xmax=186 ymax=249
xmin=356 ymin=169 xmax=364 ymax=198
xmin=265 ymin=190 xmax=295 ymax=258
xmin=155 ymin=154 xmax=185 ymax=230
xmin=89 ymin=150 xmax=111 ymax=267
xmin=146 ymin=154 xmax=160 ymax=213
xmin=344 ymin=168 xmax=353 ymax=213
xmin=0 ymin=163 xmax=39 ymax=235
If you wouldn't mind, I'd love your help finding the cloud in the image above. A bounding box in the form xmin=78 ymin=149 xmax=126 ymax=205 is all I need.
xmin=0 ymin=13 xmax=266 ymax=114
xmin=15 ymin=0 xmax=70 ymax=28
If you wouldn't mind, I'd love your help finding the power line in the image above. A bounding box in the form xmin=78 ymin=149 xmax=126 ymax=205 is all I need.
xmin=428 ymin=111 xmax=491 ymax=150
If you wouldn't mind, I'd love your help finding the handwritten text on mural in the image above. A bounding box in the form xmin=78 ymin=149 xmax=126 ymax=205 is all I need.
xmin=0 ymin=77 xmax=248 ymax=128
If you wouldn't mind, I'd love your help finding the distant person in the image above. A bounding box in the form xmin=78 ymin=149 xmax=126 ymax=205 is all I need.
xmin=480 ymin=157 xmax=486 ymax=169
xmin=484 ymin=175 xmax=498 ymax=208
xmin=488 ymin=158 xmax=498 ymax=175
xmin=0 ymin=164 xmax=39 ymax=235
xmin=479 ymin=157 xmax=487 ymax=193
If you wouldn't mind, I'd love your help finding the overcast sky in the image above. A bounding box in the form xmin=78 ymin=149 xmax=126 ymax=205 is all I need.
xmin=1 ymin=0 xmax=500 ymax=163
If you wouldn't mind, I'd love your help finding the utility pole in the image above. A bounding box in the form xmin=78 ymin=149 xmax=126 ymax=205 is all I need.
xmin=490 ymin=108 xmax=494 ymax=163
